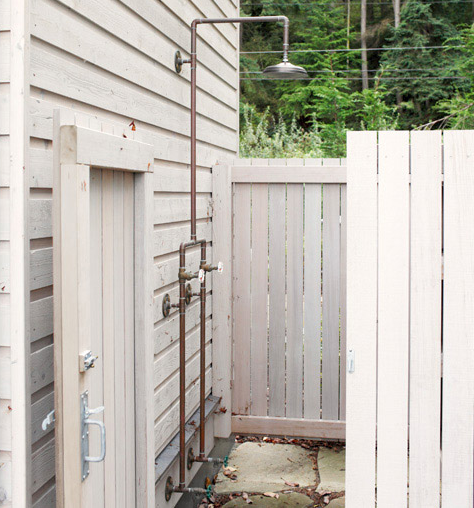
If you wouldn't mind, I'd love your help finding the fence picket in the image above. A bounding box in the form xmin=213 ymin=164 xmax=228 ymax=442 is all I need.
xmin=303 ymin=184 xmax=322 ymax=419
xmin=233 ymin=184 xmax=251 ymax=415
xmin=286 ymin=184 xmax=304 ymax=418
xmin=250 ymin=183 xmax=269 ymax=416
xmin=377 ymin=131 xmax=410 ymax=508
xmin=339 ymin=185 xmax=347 ymax=421
xmin=268 ymin=184 xmax=286 ymax=417
xmin=409 ymin=131 xmax=442 ymax=508
xmin=346 ymin=132 xmax=377 ymax=507
xmin=322 ymin=184 xmax=341 ymax=420
xmin=442 ymin=131 xmax=474 ymax=508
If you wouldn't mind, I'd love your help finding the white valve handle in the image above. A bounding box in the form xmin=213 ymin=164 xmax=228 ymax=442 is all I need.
xmin=198 ymin=269 xmax=205 ymax=283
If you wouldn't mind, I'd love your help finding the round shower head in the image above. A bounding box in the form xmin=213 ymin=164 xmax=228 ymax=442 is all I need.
xmin=262 ymin=61 xmax=308 ymax=79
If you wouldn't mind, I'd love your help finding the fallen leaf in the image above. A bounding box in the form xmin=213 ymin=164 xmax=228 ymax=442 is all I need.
xmin=284 ymin=481 xmax=299 ymax=487
xmin=129 ymin=120 xmax=136 ymax=131
xmin=263 ymin=492 xmax=279 ymax=499
xmin=242 ymin=492 xmax=253 ymax=504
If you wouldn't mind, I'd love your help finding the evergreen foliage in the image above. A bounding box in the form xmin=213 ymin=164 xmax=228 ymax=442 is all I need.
xmin=239 ymin=0 xmax=473 ymax=157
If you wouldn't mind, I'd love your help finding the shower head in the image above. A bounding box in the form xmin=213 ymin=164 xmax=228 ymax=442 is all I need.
xmin=262 ymin=61 xmax=308 ymax=79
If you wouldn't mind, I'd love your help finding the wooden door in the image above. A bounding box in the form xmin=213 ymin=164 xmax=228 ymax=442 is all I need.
xmin=53 ymin=118 xmax=155 ymax=507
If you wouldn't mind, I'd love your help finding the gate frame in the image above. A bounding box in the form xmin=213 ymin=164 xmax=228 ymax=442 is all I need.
xmin=52 ymin=110 xmax=155 ymax=507
xmin=212 ymin=159 xmax=347 ymax=441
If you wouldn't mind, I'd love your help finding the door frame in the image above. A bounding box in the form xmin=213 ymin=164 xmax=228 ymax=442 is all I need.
xmin=52 ymin=110 xmax=155 ymax=507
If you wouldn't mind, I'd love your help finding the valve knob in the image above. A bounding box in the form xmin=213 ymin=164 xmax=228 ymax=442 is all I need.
xmin=199 ymin=269 xmax=205 ymax=283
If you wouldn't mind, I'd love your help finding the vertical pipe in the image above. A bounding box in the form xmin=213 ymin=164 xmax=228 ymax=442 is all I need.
xmin=199 ymin=242 xmax=207 ymax=458
xmin=282 ymin=18 xmax=289 ymax=62
xmin=179 ymin=246 xmax=186 ymax=488
xmin=190 ymin=22 xmax=198 ymax=240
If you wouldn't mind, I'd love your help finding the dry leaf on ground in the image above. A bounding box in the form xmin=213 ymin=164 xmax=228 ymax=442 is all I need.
xmin=263 ymin=492 xmax=279 ymax=499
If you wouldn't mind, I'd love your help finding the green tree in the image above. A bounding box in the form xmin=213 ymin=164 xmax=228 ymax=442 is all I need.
xmin=381 ymin=0 xmax=465 ymax=129
xmin=433 ymin=25 xmax=474 ymax=129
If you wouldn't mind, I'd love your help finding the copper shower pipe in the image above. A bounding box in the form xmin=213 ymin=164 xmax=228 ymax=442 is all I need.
xmin=166 ymin=16 xmax=292 ymax=500
xmin=188 ymin=16 xmax=289 ymax=240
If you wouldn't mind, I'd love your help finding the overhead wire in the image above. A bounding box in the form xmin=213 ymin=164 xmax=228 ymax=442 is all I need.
xmin=240 ymin=67 xmax=463 ymax=74
xmin=240 ymin=76 xmax=468 ymax=80
xmin=240 ymin=45 xmax=464 ymax=54
xmin=241 ymin=0 xmax=473 ymax=6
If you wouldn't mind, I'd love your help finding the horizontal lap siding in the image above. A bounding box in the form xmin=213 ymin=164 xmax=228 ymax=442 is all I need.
xmin=28 ymin=0 xmax=238 ymax=504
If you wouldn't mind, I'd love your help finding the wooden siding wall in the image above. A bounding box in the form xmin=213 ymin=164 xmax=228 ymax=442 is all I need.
xmin=26 ymin=0 xmax=238 ymax=505
xmin=346 ymin=131 xmax=474 ymax=508
xmin=230 ymin=158 xmax=347 ymax=440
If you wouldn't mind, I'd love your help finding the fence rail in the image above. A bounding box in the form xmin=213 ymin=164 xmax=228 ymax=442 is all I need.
xmin=227 ymin=158 xmax=347 ymax=439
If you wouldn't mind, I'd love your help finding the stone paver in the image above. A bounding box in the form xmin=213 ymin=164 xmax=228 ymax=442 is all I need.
xmin=222 ymin=493 xmax=314 ymax=507
xmin=326 ymin=496 xmax=345 ymax=507
xmin=214 ymin=442 xmax=317 ymax=494
xmin=316 ymin=447 xmax=345 ymax=493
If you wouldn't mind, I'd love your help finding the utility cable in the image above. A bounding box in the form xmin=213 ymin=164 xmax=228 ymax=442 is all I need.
xmin=240 ymin=67 xmax=463 ymax=74
xmin=240 ymin=75 xmax=468 ymax=80
xmin=241 ymin=45 xmax=463 ymax=54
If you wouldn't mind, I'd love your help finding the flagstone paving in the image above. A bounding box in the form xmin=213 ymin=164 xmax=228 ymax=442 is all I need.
xmin=214 ymin=442 xmax=317 ymax=494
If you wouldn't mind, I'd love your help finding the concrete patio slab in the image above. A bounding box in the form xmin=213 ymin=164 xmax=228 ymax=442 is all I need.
xmin=222 ymin=493 xmax=314 ymax=507
xmin=214 ymin=442 xmax=317 ymax=494
xmin=316 ymin=447 xmax=345 ymax=493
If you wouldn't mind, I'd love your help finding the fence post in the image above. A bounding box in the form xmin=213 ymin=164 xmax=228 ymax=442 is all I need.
xmin=212 ymin=163 xmax=232 ymax=437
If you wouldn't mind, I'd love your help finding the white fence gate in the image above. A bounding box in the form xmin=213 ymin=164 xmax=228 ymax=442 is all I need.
xmin=346 ymin=131 xmax=474 ymax=507
xmin=217 ymin=158 xmax=347 ymax=439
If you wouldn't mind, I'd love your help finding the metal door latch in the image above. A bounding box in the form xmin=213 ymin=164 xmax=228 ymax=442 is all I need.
xmin=81 ymin=391 xmax=106 ymax=481
xmin=41 ymin=410 xmax=55 ymax=431
xmin=347 ymin=349 xmax=355 ymax=373
xmin=79 ymin=350 xmax=98 ymax=372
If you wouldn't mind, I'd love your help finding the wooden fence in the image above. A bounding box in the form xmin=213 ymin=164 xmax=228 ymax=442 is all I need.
xmin=346 ymin=131 xmax=474 ymax=508
xmin=222 ymin=159 xmax=346 ymax=439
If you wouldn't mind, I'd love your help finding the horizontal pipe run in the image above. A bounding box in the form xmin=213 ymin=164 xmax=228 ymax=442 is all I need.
xmin=192 ymin=456 xmax=224 ymax=464
xmin=172 ymin=486 xmax=207 ymax=494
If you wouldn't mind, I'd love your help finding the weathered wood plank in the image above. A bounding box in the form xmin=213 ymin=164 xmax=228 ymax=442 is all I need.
xmin=409 ymin=131 xmax=442 ymax=508
xmin=268 ymin=184 xmax=286 ymax=417
xmin=339 ymin=185 xmax=347 ymax=421
xmin=232 ymin=166 xmax=346 ymax=183
xmin=31 ymin=344 xmax=54 ymax=394
xmin=30 ymin=45 xmax=237 ymax=152
xmin=442 ymin=130 xmax=474 ymax=508
xmin=303 ymin=183 xmax=322 ymax=420
xmin=377 ymin=131 xmax=409 ymax=508
xmin=346 ymin=131 xmax=377 ymax=507
xmin=286 ymin=184 xmax=304 ymax=418
xmin=321 ymin=184 xmax=341 ymax=421
xmin=212 ymin=164 xmax=233 ymax=437
xmin=250 ymin=183 xmax=268 ymax=416
xmin=232 ymin=184 xmax=251 ymax=415
xmin=231 ymin=416 xmax=345 ymax=440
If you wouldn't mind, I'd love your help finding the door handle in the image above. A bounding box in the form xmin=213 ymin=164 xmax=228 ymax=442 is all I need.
xmin=81 ymin=391 xmax=106 ymax=481
xmin=84 ymin=418 xmax=106 ymax=463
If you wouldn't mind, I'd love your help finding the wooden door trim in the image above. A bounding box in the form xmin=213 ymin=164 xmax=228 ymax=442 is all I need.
xmin=53 ymin=112 xmax=155 ymax=507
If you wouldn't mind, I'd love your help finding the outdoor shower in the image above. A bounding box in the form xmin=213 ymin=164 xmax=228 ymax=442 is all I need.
xmin=163 ymin=15 xmax=307 ymax=501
